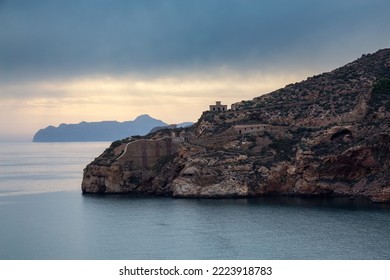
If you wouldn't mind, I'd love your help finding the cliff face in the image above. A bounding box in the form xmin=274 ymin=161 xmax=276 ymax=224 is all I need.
xmin=82 ymin=49 xmax=390 ymax=203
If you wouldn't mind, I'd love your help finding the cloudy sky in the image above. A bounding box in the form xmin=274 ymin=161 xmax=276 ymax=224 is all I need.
xmin=1 ymin=0 xmax=389 ymax=141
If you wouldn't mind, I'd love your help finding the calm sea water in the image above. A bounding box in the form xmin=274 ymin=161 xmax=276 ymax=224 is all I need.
xmin=0 ymin=142 xmax=389 ymax=260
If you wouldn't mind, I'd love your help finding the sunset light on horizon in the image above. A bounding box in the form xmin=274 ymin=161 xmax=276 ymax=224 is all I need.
xmin=1 ymin=0 xmax=389 ymax=141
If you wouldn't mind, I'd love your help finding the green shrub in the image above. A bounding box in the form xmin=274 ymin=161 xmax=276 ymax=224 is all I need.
xmin=373 ymin=78 xmax=390 ymax=95
xmin=110 ymin=140 xmax=123 ymax=148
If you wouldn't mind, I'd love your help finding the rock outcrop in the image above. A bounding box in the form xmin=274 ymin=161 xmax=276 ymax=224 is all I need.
xmin=82 ymin=48 xmax=390 ymax=203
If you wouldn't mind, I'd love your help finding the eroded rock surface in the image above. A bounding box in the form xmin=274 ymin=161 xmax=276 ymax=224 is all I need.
xmin=82 ymin=49 xmax=390 ymax=203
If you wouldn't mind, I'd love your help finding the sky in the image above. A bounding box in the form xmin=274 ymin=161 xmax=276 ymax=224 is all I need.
xmin=0 ymin=0 xmax=389 ymax=141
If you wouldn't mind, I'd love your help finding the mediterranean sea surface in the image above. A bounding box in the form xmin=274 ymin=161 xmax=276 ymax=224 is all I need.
xmin=0 ymin=142 xmax=389 ymax=260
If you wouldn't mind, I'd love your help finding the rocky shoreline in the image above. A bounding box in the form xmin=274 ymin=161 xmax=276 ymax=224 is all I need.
xmin=82 ymin=49 xmax=390 ymax=203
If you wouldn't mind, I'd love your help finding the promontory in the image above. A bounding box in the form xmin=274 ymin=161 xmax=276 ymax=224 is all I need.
xmin=82 ymin=48 xmax=390 ymax=203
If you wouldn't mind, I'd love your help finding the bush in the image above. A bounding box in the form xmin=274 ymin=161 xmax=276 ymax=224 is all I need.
xmin=269 ymin=138 xmax=296 ymax=161
xmin=110 ymin=140 xmax=123 ymax=148
xmin=219 ymin=114 xmax=226 ymax=120
xmin=373 ymin=78 xmax=390 ymax=95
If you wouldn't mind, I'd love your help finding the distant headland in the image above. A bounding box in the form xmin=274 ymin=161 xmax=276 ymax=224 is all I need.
xmin=32 ymin=114 xmax=193 ymax=142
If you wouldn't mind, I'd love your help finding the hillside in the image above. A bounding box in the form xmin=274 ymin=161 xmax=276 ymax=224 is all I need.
xmin=82 ymin=48 xmax=390 ymax=203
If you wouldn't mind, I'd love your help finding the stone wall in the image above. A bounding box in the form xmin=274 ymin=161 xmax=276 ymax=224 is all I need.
xmin=118 ymin=137 xmax=180 ymax=169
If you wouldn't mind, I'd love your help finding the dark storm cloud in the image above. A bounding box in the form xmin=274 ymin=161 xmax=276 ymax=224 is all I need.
xmin=0 ymin=0 xmax=389 ymax=81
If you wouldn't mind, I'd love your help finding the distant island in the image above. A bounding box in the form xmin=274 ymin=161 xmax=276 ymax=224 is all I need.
xmin=82 ymin=48 xmax=390 ymax=203
xmin=32 ymin=114 xmax=193 ymax=142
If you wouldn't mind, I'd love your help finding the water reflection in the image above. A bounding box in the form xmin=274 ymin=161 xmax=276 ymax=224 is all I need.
xmin=79 ymin=194 xmax=390 ymax=260
xmin=82 ymin=193 xmax=390 ymax=210
xmin=2 ymin=192 xmax=389 ymax=260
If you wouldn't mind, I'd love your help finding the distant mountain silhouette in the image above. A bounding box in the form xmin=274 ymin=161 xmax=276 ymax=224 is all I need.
xmin=149 ymin=122 xmax=194 ymax=134
xmin=33 ymin=114 xmax=169 ymax=142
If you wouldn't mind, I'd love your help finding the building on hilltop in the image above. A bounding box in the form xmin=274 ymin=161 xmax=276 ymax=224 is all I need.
xmin=209 ymin=101 xmax=228 ymax=112
xmin=234 ymin=124 xmax=271 ymax=134
xmin=171 ymin=130 xmax=193 ymax=143
xmin=233 ymin=124 xmax=287 ymax=136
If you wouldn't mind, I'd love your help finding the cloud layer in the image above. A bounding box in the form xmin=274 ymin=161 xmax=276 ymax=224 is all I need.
xmin=1 ymin=0 xmax=390 ymax=140
xmin=1 ymin=0 xmax=389 ymax=80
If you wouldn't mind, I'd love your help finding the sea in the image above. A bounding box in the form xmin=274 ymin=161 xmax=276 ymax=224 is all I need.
xmin=0 ymin=142 xmax=389 ymax=260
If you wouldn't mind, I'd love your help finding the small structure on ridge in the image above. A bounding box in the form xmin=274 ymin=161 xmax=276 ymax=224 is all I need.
xmin=209 ymin=101 xmax=228 ymax=112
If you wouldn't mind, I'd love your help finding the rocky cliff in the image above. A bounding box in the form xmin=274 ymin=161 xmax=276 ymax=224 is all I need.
xmin=82 ymin=48 xmax=390 ymax=203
